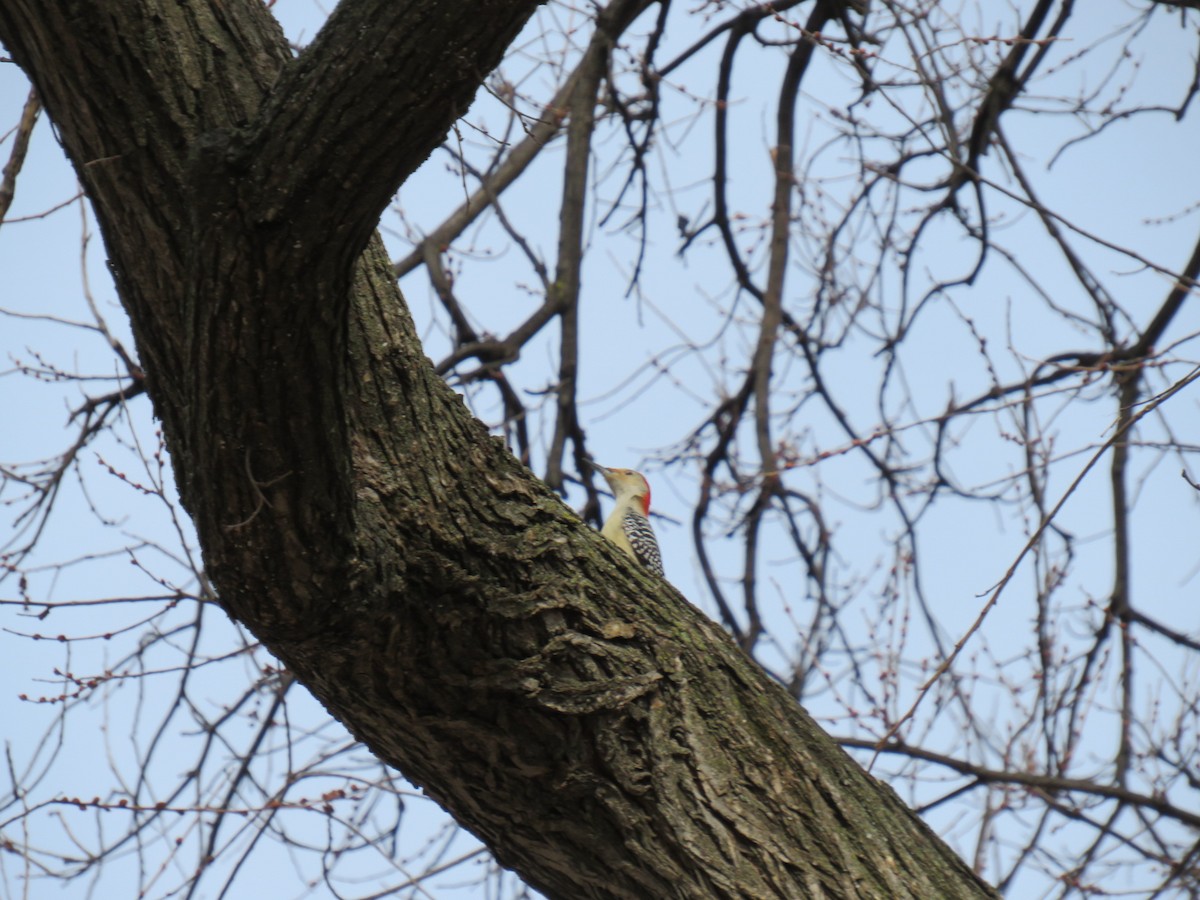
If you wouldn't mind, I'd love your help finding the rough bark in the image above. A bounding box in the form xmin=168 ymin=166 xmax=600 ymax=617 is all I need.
xmin=0 ymin=1 xmax=999 ymax=896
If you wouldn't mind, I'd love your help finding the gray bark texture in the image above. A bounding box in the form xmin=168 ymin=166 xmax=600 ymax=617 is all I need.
xmin=0 ymin=1 xmax=1000 ymax=896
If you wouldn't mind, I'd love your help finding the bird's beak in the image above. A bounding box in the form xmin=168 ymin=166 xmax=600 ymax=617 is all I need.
xmin=591 ymin=462 xmax=612 ymax=476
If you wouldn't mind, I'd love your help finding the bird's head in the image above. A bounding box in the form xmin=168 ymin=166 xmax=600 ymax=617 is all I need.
xmin=593 ymin=463 xmax=652 ymax=516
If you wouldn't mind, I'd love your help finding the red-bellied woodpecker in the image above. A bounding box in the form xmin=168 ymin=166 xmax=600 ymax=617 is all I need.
xmin=594 ymin=464 xmax=663 ymax=578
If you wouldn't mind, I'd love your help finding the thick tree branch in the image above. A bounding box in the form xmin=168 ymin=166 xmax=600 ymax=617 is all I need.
xmin=248 ymin=0 xmax=541 ymax=264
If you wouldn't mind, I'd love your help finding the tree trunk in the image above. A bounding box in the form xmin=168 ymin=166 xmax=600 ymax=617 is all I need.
xmin=0 ymin=1 xmax=998 ymax=896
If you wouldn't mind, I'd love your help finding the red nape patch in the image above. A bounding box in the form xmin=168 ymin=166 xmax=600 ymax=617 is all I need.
xmin=641 ymin=481 xmax=651 ymax=517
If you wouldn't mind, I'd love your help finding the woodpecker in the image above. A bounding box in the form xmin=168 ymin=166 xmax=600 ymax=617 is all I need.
xmin=593 ymin=464 xmax=664 ymax=578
